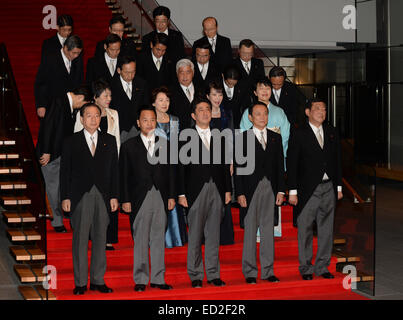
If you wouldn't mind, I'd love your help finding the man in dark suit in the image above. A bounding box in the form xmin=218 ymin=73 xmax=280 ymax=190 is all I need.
xmin=169 ymin=59 xmax=202 ymax=130
xmin=119 ymin=106 xmax=176 ymax=292
xmin=192 ymin=39 xmax=220 ymax=91
xmin=269 ymin=66 xmax=298 ymax=127
xmin=287 ymin=98 xmax=343 ymax=281
xmin=37 ymin=86 xmax=92 ymax=233
xmin=235 ymin=102 xmax=285 ymax=284
xmin=60 ymin=103 xmax=119 ymax=295
xmin=86 ymin=34 xmax=121 ymax=85
xmin=141 ymin=6 xmax=185 ymax=65
xmin=110 ymin=55 xmax=149 ymax=143
xmin=178 ymin=97 xmax=232 ymax=288
xmin=192 ymin=17 xmax=233 ymax=73
xmin=94 ymin=15 xmax=137 ymax=60
xmin=35 ymin=35 xmax=84 ymax=118
xmin=136 ymin=33 xmax=174 ymax=91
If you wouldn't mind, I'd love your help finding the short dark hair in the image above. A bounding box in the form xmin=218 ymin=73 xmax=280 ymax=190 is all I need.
xmin=206 ymin=80 xmax=224 ymax=96
xmin=239 ymin=39 xmax=254 ymax=49
xmin=223 ymin=64 xmax=241 ymax=81
xmin=71 ymin=85 xmax=92 ymax=102
xmin=306 ymin=98 xmax=327 ymax=110
xmin=191 ymin=95 xmax=212 ymax=114
xmin=151 ymin=32 xmax=169 ymax=47
xmin=153 ymin=6 xmax=171 ymax=19
xmin=105 ymin=33 xmax=122 ymax=47
xmin=92 ymin=79 xmax=111 ymax=99
xmin=137 ymin=105 xmax=157 ymax=120
xmin=253 ymin=77 xmax=272 ymax=91
xmin=269 ymin=66 xmax=287 ymax=78
xmin=57 ymin=14 xmax=74 ymax=27
xmin=248 ymin=102 xmax=268 ymax=116
xmin=80 ymin=102 xmax=101 ymax=117
xmin=117 ymin=55 xmax=136 ymax=70
xmin=109 ymin=15 xmax=126 ymax=27
xmin=64 ymin=35 xmax=83 ymax=51
xmin=151 ymin=86 xmax=171 ymax=104
xmin=195 ymin=39 xmax=211 ymax=51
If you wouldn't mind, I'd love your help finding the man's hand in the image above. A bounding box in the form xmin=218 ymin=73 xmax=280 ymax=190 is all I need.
xmin=178 ymin=195 xmax=188 ymax=208
xmin=337 ymin=191 xmax=343 ymax=200
xmin=276 ymin=193 xmax=285 ymax=206
xmin=37 ymin=107 xmax=46 ymax=118
xmin=168 ymin=198 xmax=175 ymax=211
xmin=39 ymin=153 xmax=51 ymax=166
xmin=225 ymin=192 xmax=232 ymax=205
xmin=288 ymin=194 xmax=298 ymax=206
xmin=62 ymin=199 xmax=71 ymax=212
xmin=237 ymin=195 xmax=247 ymax=208
xmin=110 ymin=198 xmax=118 ymax=212
xmin=122 ymin=202 xmax=132 ymax=213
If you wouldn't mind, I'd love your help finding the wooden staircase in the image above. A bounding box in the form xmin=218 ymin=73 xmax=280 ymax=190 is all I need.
xmin=0 ymin=136 xmax=55 ymax=300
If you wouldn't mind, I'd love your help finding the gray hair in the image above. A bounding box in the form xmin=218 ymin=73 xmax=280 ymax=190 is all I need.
xmin=176 ymin=58 xmax=194 ymax=73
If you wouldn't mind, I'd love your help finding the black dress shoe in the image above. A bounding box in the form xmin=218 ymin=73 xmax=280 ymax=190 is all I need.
xmin=191 ymin=280 xmax=202 ymax=288
xmin=207 ymin=278 xmax=226 ymax=286
xmin=263 ymin=276 xmax=280 ymax=283
xmin=302 ymin=274 xmax=313 ymax=280
xmin=89 ymin=284 xmax=113 ymax=293
xmin=134 ymin=284 xmax=146 ymax=292
xmin=73 ymin=286 xmax=87 ymax=295
xmin=321 ymin=272 xmax=335 ymax=279
xmin=54 ymin=226 xmax=67 ymax=233
xmin=105 ymin=245 xmax=115 ymax=251
xmin=150 ymin=283 xmax=173 ymax=290
xmin=246 ymin=277 xmax=257 ymax=284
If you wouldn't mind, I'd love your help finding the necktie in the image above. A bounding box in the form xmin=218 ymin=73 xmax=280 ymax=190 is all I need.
xmin=201 ymin=64 xmax=206 ymax=79
xmin=66 ymin=59 xmax=71 ymax=74
xmin=186 ymin=88 xmax=192 ymax=102
xmin=156 ymin=59 xmax=161 ymax=71
xmin=125 ymin=82 xmax=132 ymax=100
xmin=211 ymin=38 xmax=216 ymax=53
xmin=226 ymin=87 xmax=232 ymax=100
xmin=260 ymin=131 xmax=266 ymax=150
xmin=201 ymin=130 xmax=210 ymax=150
xmin=274 ymin=90 xmax=280 ymax=103
xmin=245 ymin=62 xmax=250 ymax=74
xmin=90 ymin=136 xmax=96 ymax=157
xmin=109 ymin=59 xmax=116 ymax=76
xmin=316 ymin=128 xmax=324 ymax=149
xmin=147 ymin=139 xmax=152 ymax=155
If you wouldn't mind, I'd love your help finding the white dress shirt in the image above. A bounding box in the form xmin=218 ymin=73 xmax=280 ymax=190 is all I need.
xmin=223 ymin=80 xmax=234 ymax=100
xmin=240 ymin=58 xmax=251 ymax=74
xmin=61 ymin=48 xmax=71 ymax=73
xmin=152 ymin=52 xmax=163 ymax=70
xmin=273 ymin=88 xmax=282 ymax=103
xmin=208 ymin=35 xmax=217 ymax=52
xmin=57 ymin=33 xmax=66 ymax=47
xmin=67 ymin=92 xmax=73 ymax=114
xmin=140 ymin=131 xmax=156 ymax=156
xmin=252 ymin=126 xmax=267 ymax=147
xmin=105 ymin=52 xmax=117 ymax=76
xmin=196 ymin=125 xmax=211 ymax=148
xmin=198 ymin=61 xmax=209 ymax=80
xmin=120 ymin=76 xmax=132 ymax=99
xmin=180 ymin=83 xmax=195 ymax=102
xmin=83 ymin=129 xmax=98 ymax=155
xmin=158 ymin=29 xmax=169 ymax=36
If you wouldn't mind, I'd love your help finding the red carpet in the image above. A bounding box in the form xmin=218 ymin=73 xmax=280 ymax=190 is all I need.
xmin=46 ymin=207 xmax=368 ymax=300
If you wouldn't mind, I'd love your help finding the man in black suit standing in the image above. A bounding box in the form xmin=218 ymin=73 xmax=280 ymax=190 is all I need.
xmin=178 ymin=97 xmax=232 ymax=288
xmin=119 ymin=105 xmax=176 ymax=292
xmin=169 ymin=58 xmax=202 ymax=130
xmin=110 ymin=55 xmax=149 ymax=143
xmin=235 ymin=102 xmax=285 ymax=284
xmin=37 ymin=86 xmax=91 ymax=233
xmin=60 ymin=103 xmax=119 ymax=295
xmin=136 ymin=33 xmax=174 ymax=91
xmin=141 ymin=6 xmax=185 ymax=65
xmin=287 ymin=98 xmax=343 ymax=281
xmin=35 ymin=35 xmax=84 ymax=118
xmin=86 ymin=34 xmax=121 ymax=85
xmin=269 ymin=66 xmax=298 ymax=127
xmin=192 ymin=17 xmax=233 ymax=73
xmin=192 ymin=39 xmax=220 ymax=91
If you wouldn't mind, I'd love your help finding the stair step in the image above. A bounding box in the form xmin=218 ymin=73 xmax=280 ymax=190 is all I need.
xmin=332 ymin=251 xmax=361 ymax=263
xmin=111 ymin=9 xmax=123 ymax=14
xmin=0 ymin=138 xmax=16 ymax=146
xmin=0 ymin=167 xmax=23 ymax=174
xmin=1 ymin=195 xmax=31 ymax=205
xmin=10 ymin=246 xmax=46 ymax=261
xmin=18 ymin=285 xmax=56 ymax=300
xmin=14 ymin=264 xmax=47 ymax=283
xmin=0 ymin=153 xmax=19 ymax=159
xmin=7 ymin=229 xmax=41 ymax=241
xmin=0 ymin=181 xmax=27 ymax=190
xmin=3 ymin=212 xmax=36 ymax=223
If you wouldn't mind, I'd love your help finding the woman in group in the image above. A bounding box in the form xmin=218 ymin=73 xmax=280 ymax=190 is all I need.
xmin=152 ymin=86 xmax=187 ymax=247
xmin=74 ymin=79 xmax=121 ymax=250
xmin=206 ymin=80 xmax=235 ymax=245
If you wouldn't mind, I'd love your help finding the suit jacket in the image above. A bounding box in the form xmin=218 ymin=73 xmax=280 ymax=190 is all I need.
xmin=169 ymin=82 xmax=203 ymax=130
xmin=94 ymin=37 xmax=138 ymax=60
xmin=60 ymin=130 xmax=119 ymax=213
xmin=222 ymin=78 xmax=249 ymax=129
xmin=86 ymin=54 xmax=116 ymax=85
xmin=270 ymin=81 xmax=298 ymax=126
xmin=192 ymin=34 xmax=233 ymax=73
xmin=110 ymin=75 xmax=149 ymax=133
xmin=177 ymin=127 xmax=232 ymax=210
xmin=234 ymin=129 xmax=286 ymax=225
xmin=192 ymin=60 xmax=221 ymax=92
xmin=36 ymin=94 xmax=76 ymax=162
xmin=141 ymin=29 xmax=185 ymax=64
xmin=136 ymin=50 xmax=175 ymax=91
xmin=234 ymin=57 xmax=265 ymax=84
xmin=34 ymin=50 xmax=83 ymax=109
xmin=119 ymin=135 xmax=176 ymax=219
xmin=286 ymin=122 xmax=342 ymax=219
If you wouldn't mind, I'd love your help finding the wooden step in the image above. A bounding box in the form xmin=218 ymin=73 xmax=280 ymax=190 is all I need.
xmin=0 ymin=138 xmax=16 ymax=146
xmin=0 ymin=167 xmax=23 ymax=174
xmin=1 ymin=195 xmax=31 ymax=205
xmin=333 ymin=238 xmax=347 ymax=245
xmin=332 ymin=251 xmax=361 ymax=263
xmin=0 ymin=181 xmax=27 ymax=190
xmin=7 ymin=229 xmax=41 ymax=241
xmin=14 ymin=264 xmax=47 ymax=283
xmin=18 ymin=285 xmax=56 ymax=300
xmin=10 ymin=246 xmax=46 ymax=261
xmin=111 ymin=9 xmax=123 ymax=14
xmin=0 ymin=153 xmax=19 ymax=159
xmin=3 ymin=212 xmax=36 ymax=223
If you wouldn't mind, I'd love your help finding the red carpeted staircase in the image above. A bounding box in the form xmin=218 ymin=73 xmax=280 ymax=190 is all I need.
xmin=46 ymin=206 xmax=367 ymax=300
